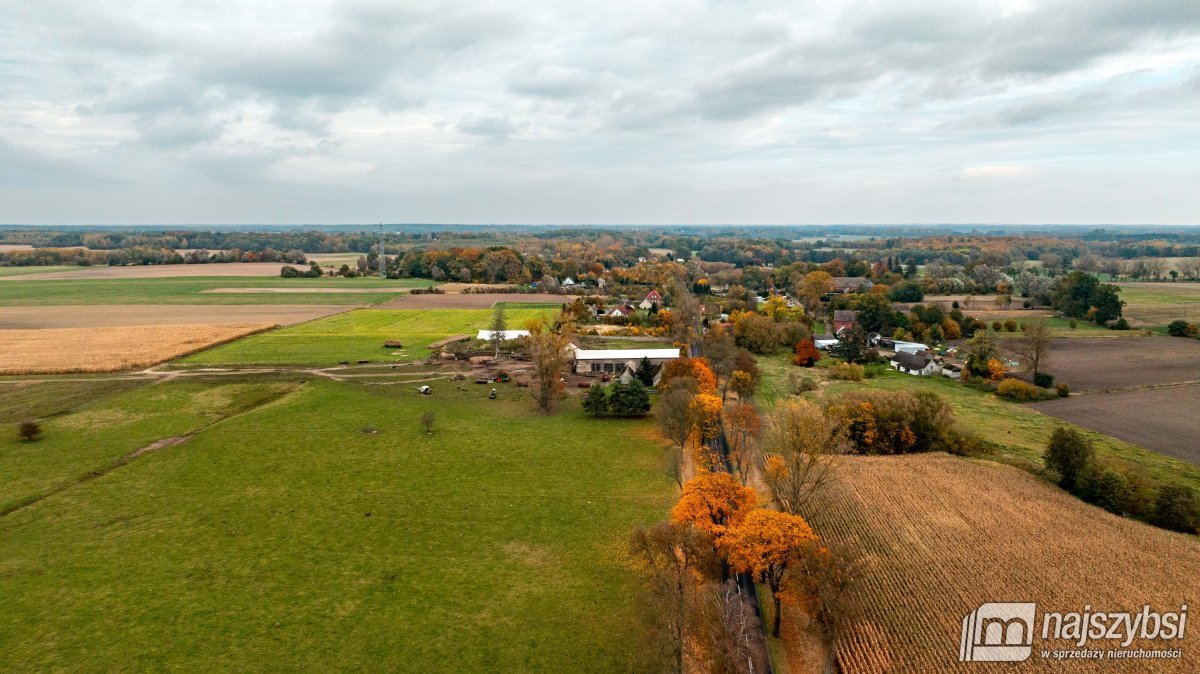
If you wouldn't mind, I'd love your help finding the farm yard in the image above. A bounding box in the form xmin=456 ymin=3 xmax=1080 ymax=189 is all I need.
xmin=0 ymin=324 xmax=273 ymax=374
xmin=180 ymin=306 xmax=561 ymax=366
xmin=0 ymin=378 xmax=674 ymax=672
xmin=805 ymin=453 xmax=1200 ymax=673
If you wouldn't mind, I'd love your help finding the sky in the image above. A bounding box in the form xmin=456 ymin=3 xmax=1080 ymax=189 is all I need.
xmin=2 ymin=0 xmax=1199 ymax=225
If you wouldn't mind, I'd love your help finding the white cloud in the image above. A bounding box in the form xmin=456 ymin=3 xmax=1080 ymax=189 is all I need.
xmin=0 ymin=0 xmax=1198 ymax=223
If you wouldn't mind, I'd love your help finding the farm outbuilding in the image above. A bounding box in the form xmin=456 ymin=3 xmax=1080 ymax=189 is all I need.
xmin=475 ymin=329 xmax=530 ymax=341
xmin=891 ymin=351 xmax=939 ymax=376
xmin=571 ymin=347 xmax=681 ymax=375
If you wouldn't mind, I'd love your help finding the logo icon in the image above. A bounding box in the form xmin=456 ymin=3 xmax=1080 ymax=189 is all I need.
xmin=960 ymin=602 xmax=1037 ymax=662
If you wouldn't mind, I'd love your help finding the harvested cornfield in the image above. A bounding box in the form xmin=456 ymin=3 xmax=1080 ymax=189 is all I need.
xmin=806 ymin=454 xmax=1200 ymax=673
xmin=0 ymin=324 xmax=272 ymax=374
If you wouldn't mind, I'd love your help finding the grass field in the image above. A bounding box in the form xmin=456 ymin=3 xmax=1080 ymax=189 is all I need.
xmin=1118 ymin=282 xmax=1200 ymax=326
xmin=806 ymin=453 xmax=1200 ymax=673
xmin=0 ymin=378 xmax=674 ymax=672
xmin=0 ymin=379 xmax=149 ymax=423
xmin=757 ymin=356 xmax=1200 ymax=491
xmin=0 ymin=266 xmax=82 ymax=277
xmin=182 ymin=307 xmax=560 ymax=365
xmin=0 ymin=324 xmax=274 ymax=374
xmin=0 ymin=276 xmax=434 ymax=306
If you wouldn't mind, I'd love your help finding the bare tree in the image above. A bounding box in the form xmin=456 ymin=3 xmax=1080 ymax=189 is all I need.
xmin=1177 ymin=257 xmax=1200 ymax=281
xmin=489 ymin=303 xmax=507 ymax=359
xmin=669 ymin=279 xmax=702 ymax=346
xmin=1007 ymin=318 xmax=1053 ymax=380
xmin=759 ymin=399 xmax=848 ymax=516
xmin=793 ymin=541 xmax=864 ymax=641
xmin=698 ymin=580 xmax=770 ymax=674
xmin=420 ymin=411 xmax=436 ymax=434
xmin=657 ymin=382 xmax=698 ymax=489
xmin=629 ymin=522 xmax=718 ymax=674
xmin=526 ymin=319 xmax=572 ymax=414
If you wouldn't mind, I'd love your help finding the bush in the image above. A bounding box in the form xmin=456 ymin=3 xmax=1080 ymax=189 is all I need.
xmin=583 ymin=381 xmax=651 ymax=418
xmin=1149 ymin=485 xmax=1200 ymax=533
xmin=991 ymin=320 xmax=1002 ymax=332
xmin=1003 ymin=320 xmax=1018 ymax=332
xmin=1044 ymin=426 xmax=1094 ymax=491
xmin=787 ymin=371 xmax=818 ymax=395
xmin=996 ymin=378 xmax=1042 ymax=402
xmin=1055 ymin=383 xmax=1070 ymax=398
xmin=1111 ymin=318 xmax=1130 ymax=330
xmin=1081 ymin=466 xmax=1131 ymax=515
xmin=18 ymin=420 xmax=42 ymax=442
xmin=863 ymin=363 xmax=888 ymax=379
xmin=829 ymin=362 xmax=864 ymax=381
xmin=1167 ymin=320 xmax=1193 ymax=337
xmin=824 ymin=389 xmax=959 ymax=455
xmin=1022 ymin=300 xmax=1031 ymax=309
xmin=279 ymin=265 xmax=301 ymax=278
xmin=1068 ymin=318 xmax=1077 ymax=329
xmin=1033 ymin=372 xmax=1054 ymax=388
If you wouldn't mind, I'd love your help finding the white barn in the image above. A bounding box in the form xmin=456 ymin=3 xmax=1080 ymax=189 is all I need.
xmin=572 ymin=347 xmax=681 ymax=375
xmin=475 ymin=329 xmax=531 ymax=341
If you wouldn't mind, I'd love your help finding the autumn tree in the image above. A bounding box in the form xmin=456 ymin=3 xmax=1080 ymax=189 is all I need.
xmin=723 ymin=403 xmax=762 ymax=485
xmin=963 ymin=330 xmax=1000 ymax=377
xmin=719 ymin=509 xmax=819 ymax=637
xmin=791 ymin=541 xmax=863 ymax=639
xmin=18 ymin=420 xmax=42 ymax=442
xmin=629 ymin=522 xmax=719 ymax=674
xmin=657 ymin=382 xmax=697 ymax=489
xmin=795 ymin=270 xmax=834 ymax=317
xmin=669 ymin=279 xmax=702 ymax=345
xmin=662 ymin=357 xmax=717 ymax=395
xmin=701 ymin=324 xmax=739 ymax=400
xmin=671 ymin=472 xmax=758 ymax=539
xmin=760 ymin=399 xmax=848 ymax=516
xmin=696 ymin=580 xmax=770 ymax=674
xmin=689 ymin=393 xmax=725 ymax=471
xmin=728 ymin=371 xmax=756 ymax=400
xmin=1008 ymin=318 xmax=1052 ymax=380
xmin=793 ymin=338 xmax=821 ymax=367
xmin=526 ymin=319 xmax=571 ymax=414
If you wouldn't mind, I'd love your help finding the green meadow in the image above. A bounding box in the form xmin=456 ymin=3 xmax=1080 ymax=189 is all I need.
xmin=0 ymin=265 xmax=83 ymax=277
xmin=0 ymin=276 xmax=434 ymax=306
xmin=181 ymin=306 xmax=560 ymax=365
xmin=0 ymin=377 xmax=674 ymax=672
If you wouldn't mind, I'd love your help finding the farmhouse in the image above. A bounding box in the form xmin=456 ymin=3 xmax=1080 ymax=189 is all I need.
xmin=813 ymin=333 xmax=840 ymax=350
xmin=571 ymin=347 xmax=681 ymax=375
xmin=831 ymin=276 xmax=874 ymax=293
xmin=474 ymin=329 xmax=530 ymax=341
xmin=891 ymin=350 xmax=939 ymax=376
xmin=833 ymin=310 xmax=858 ymax=333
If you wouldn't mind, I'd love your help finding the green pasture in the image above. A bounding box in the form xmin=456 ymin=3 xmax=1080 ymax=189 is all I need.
xmin=181 ymin=306 xmax=560 ymax=365
xmin=0 ymin=377 xmax=673 ymax=672
xmin=0 ymin=276 xmax=435 ymax=306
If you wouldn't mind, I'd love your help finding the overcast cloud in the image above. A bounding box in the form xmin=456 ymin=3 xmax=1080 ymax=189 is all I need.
xmin=1 ymin=0 xmax=1198 ymax=224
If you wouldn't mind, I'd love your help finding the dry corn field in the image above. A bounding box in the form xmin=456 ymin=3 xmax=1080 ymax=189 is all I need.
xmin=0 ymin=324 xmax=272 ymax=374
xmin=805 ymin=454 xmax=1200 ymax=673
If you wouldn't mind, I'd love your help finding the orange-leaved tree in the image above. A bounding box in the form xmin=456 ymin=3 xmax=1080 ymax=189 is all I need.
xmin=793 ymin=338 xmax=822 ymax=367
xmin=719 ymin=508 xmax=819 ymax=637
xmin=688 ymin=393 xmax=725 ymax=470
xmin=662 ymin=357 xmax=718 ymax=395
xmin=670 ymin=472 xmax=757 ymax=539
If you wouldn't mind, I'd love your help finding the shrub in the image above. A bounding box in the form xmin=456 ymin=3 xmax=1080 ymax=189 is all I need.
xmin=863 ymin=363 xmax=888 ymax=379
xmin=1033 ymin=372 xmax=1054 ymax=388
xmin=1081 ymin=466 xmax=1131 ymax=515
xmin=584 ymin=381 xmax=651 ymax=418
xmin=1055 ymin=383 xmax=1070 ymax=398
xmin=787 ymin=371 xmax=818 ymax=395
xmin=1022 ymin=300 xmax=1031 ymax=309
xmin=1167 ymin=320 xmax=1192 ymax=337
xmin=279 ymin=265 xmax=301 ymax=278
xmin=996 ymin=378 xmax=1041 ymax=402
xmin=1112 ymin=318 xmax=1130 ymax=330
xmin=1149 ymin=485 xmax=1200 ymax=533
xmin=1044 ymin=426 xmax=1094 ymax=491
xmin=829 ymin=362 xmax=864 ymax=381
xmin=991 ymin=320 xmax=1002 ymax=332
xmin=1068 ymin=318 xmax=1077 ymax=329
xmin=824 ymin=389 xmax=958 ymax=455
xmin=18 ymin=420 xmax=42 ymax=442
xmin=1003 ymin=320 xmax=1018 ymax=332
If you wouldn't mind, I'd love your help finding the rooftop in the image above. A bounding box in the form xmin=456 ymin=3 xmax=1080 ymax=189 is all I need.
xmin=572 ymin=348 xmax=681 ymax=361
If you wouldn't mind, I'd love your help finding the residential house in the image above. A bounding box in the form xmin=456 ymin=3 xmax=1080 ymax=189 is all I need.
xmin=645 ymin=289 xmax=662 ymax=303
xmin=831 ymin=277 xmax=874 ymax=293
xmin=561 ymin=277 xmax=576 ymax=288
xmin=833 ymin=310 xmax=858 ymax=333
xmin=891 ymin=350 xmax=939 ymax=376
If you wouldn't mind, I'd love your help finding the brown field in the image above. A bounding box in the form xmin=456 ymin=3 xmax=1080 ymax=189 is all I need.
xmin=376 ymin=292 xmax=568 ymax=309
xmin=1044 ymin=337 xmax=1200 ymax=391
xmin=0 ymin=244 xmax=35 ymax=251
xmin=0 ymin=263 xmax=288 ymax=280
xmin=804 ymin=453 xmax=1200 ymax=673
xmin=0 ymin=324 xmax=273 ymax=374
xmin=200 ymin=287 xmax=405 ymax=294
xmin=0 ymin=304 xmax=349 ymax=329
xmin=1036 ymin=385 xmax=1200 ymax=465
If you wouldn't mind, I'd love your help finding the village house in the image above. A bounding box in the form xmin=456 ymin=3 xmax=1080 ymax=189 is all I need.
xmin=561 ymin=276 xmax=576 ymax=288
xmin=831 ymin=276 xmax=874 ymax=293
xmin=832 ymin=309 xmax=857 ymax=333
xmin=570 ymin=347 xmax=681 ymax=375
xmin=891 ymin=350 xmax=940 ymax=376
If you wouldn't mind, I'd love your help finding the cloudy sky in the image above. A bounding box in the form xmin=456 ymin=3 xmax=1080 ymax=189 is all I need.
xmin=2 ymin=0 xmax=1198 ymax=225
